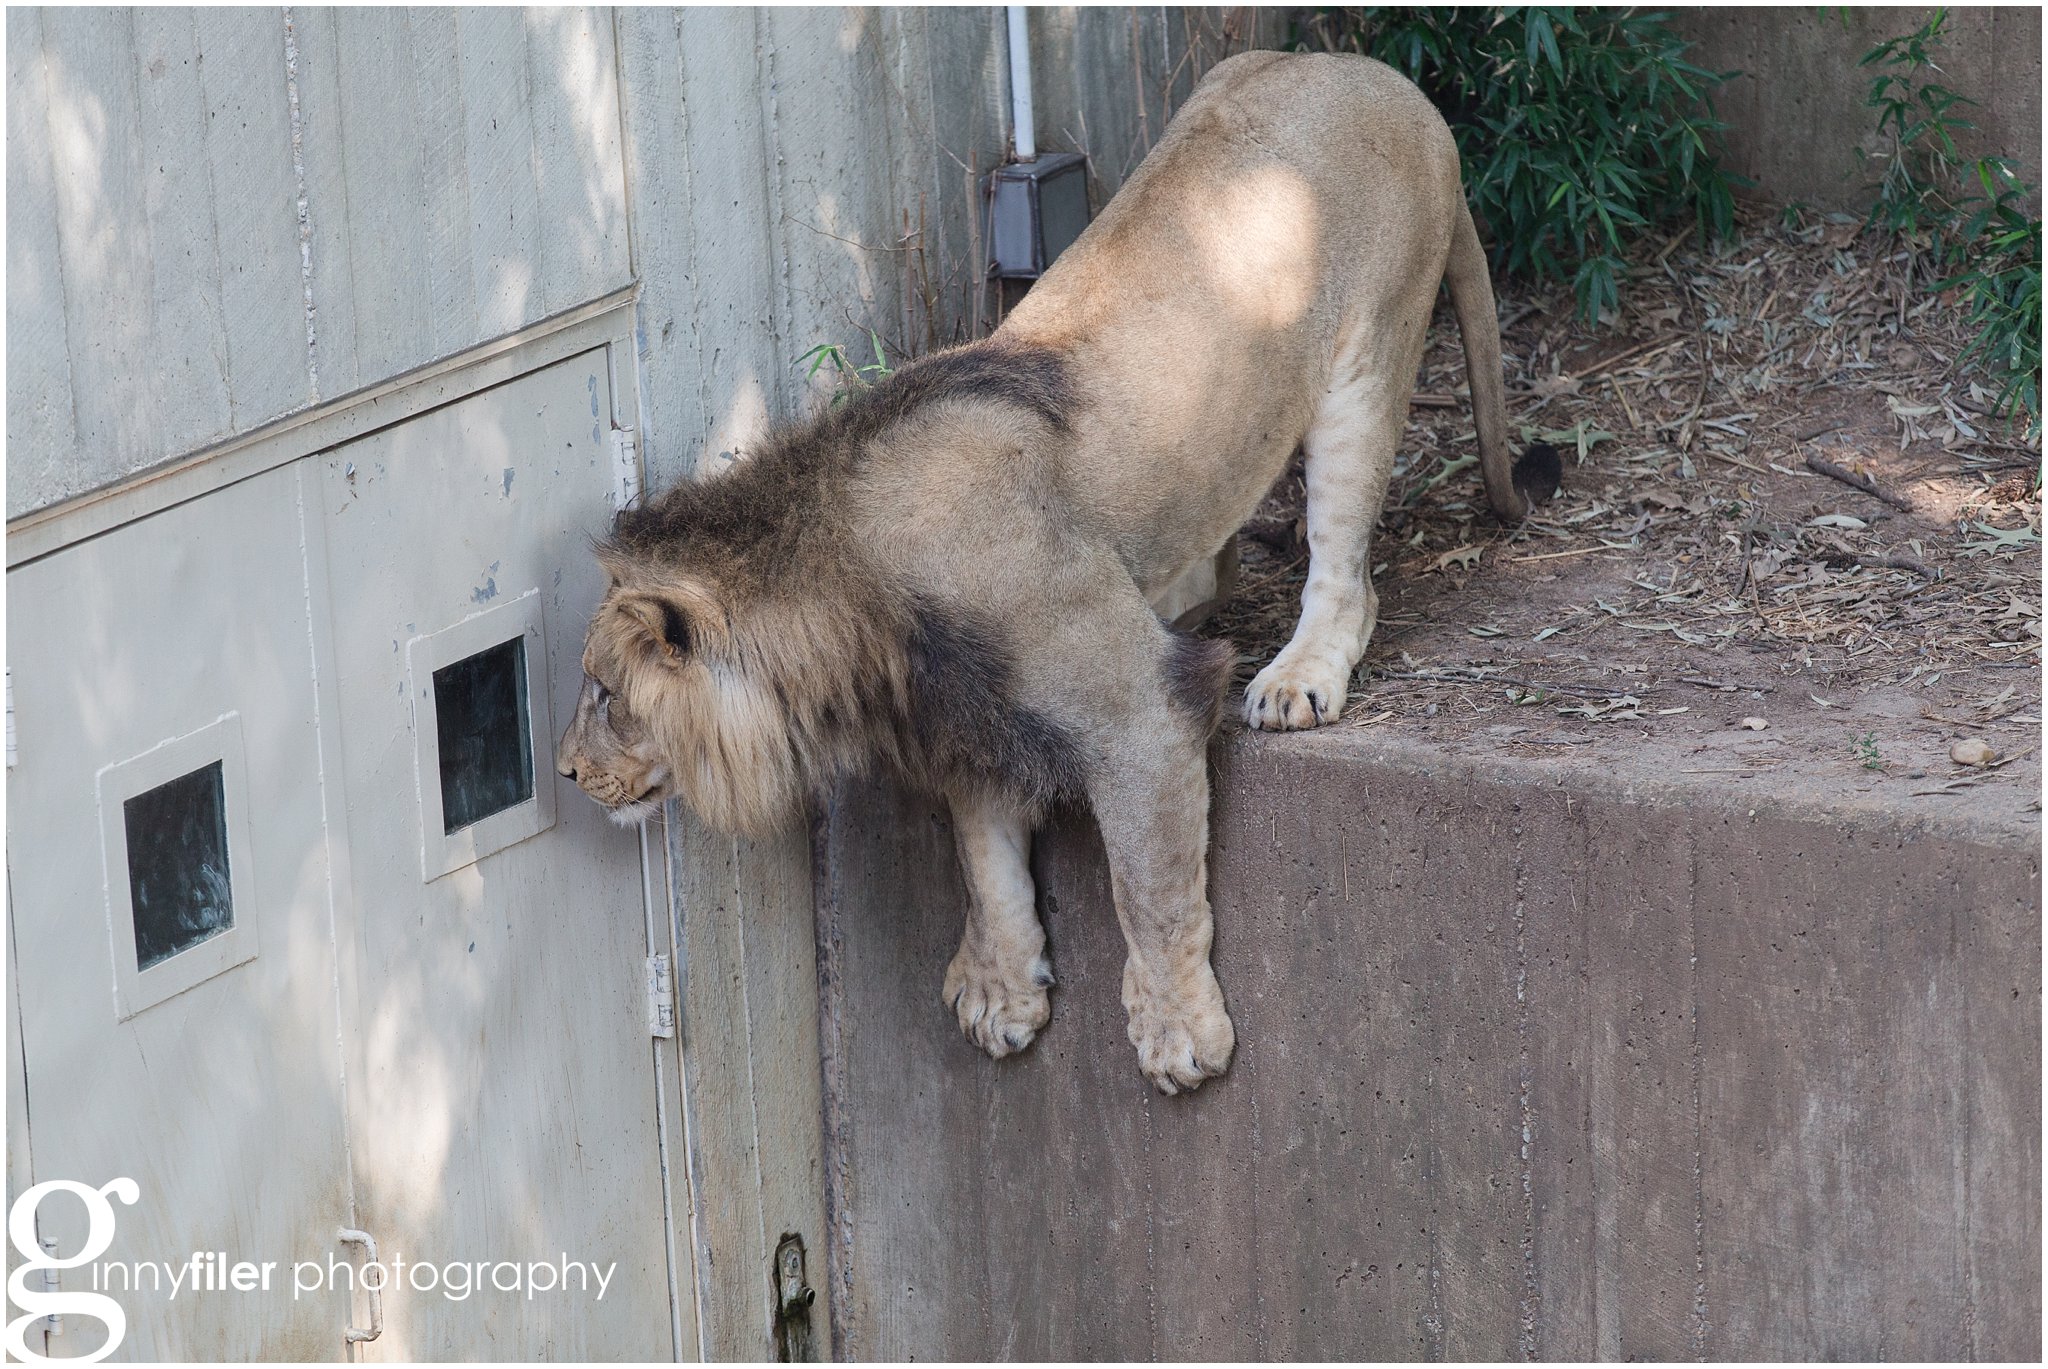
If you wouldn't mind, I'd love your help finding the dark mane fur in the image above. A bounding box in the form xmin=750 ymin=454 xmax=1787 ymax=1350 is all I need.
xmin=903 ymin=599 xmax=1089 ymax=809
xmin=605 ymin=340 xmax=1074 ymax=580
xmin=1162 ymin=632 xmax=1237 ymax=733
xmin=598 ymin=340 xmax=1089 ymax=822
xmin=830 ymin=342 xmax=1075 ymax=449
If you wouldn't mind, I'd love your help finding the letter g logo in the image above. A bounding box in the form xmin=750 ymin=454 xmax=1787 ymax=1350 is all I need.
xmin=6 ymin=1178 xmax=139 ymax=1364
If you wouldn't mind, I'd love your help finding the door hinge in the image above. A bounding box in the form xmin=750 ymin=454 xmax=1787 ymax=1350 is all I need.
xmin=609 ymin=426 xmax=642 ymax=513
xmin=646 ymin=952 xmax=676 ymax=1039
xmin=771 ymin=1233 xmax=816 ymax=1362
xmin=40 ymin=1237 xmax=61 ymax=1337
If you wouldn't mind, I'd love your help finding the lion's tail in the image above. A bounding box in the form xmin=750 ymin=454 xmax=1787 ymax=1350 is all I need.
xmin=1445 ymin=200 xmax=1559 ymax=521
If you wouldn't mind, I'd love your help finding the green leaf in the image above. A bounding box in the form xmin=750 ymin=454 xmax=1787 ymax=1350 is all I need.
xmin=1331 ymin=5 xmax=1740 ymax=329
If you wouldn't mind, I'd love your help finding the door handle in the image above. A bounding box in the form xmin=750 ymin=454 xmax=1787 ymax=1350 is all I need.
xmin=337 ymin=1228 xmax=384 ymax=1345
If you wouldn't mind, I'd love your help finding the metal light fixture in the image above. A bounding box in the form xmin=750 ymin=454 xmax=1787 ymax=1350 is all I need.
xmin=983 ymin=6 xmax=1090 ymax=280
xmin=983 ymin=153 xmax=1091 ymax=280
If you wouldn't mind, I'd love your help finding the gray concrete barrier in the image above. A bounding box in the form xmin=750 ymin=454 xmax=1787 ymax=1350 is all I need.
xmin=813 ymin=728 xmax=2039 ymax=1359
xmin=1673 ymin=7 xmax=2041 ymax=211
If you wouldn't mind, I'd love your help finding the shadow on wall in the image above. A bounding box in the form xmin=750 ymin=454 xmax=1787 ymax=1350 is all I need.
xmin=24 ymin=375 xmax=664 ymax=1358
xmin=9 ymin=7 xmax=635 ymax=518
xmin=529 ymin=6 xmax=630 ymax=293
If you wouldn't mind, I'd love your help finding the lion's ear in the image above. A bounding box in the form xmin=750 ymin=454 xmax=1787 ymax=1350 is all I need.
xmin=594 ymin=541 xmax=635 ymax=587
xmin=614 ymin=591 xmax=693 ymax=666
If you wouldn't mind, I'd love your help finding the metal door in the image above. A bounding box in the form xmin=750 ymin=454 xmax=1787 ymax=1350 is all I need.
xmin=305 ymin=348 xmax=680 ymax=1360
xmin=6 ymin=465 xmax=356 ymax=1360
xmin=8 ymin=339 xmax=689 ymax=1359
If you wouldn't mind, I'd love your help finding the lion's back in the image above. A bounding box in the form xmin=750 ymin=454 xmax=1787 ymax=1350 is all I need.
xmin=996 ymin=51 xmax=1470 ymax=590
xmin=1177 ymin=51 xmax=1463 ymax=223
xmin=1006 ymin=49 xmax=1465 ymax=351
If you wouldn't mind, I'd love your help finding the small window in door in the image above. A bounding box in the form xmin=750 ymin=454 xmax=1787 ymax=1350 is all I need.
xmin=407 ymin=591 xmax=556 ymax=880
xmin=123 ymin=760 xmax=234 ymax=968
xmin=99 ymin=713 xmax=260 ymax=1019
xmin=433 ymin=637 xmax=535 ymax=832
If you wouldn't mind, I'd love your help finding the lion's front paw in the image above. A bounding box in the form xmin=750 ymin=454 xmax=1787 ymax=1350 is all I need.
xmin=1123 ymin=962 xmax=1236 ymax=1094
xmin=943 ymin=944 xmax=1054 ymax=1059
xmin=1243 ymin=654 xmax=1348 ymax=731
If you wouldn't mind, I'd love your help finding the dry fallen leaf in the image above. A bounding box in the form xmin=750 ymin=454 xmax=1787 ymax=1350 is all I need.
xmin=1950 ymin=738 xmax=1996 ymax=766
xmin=1430 ymin=544 xmax=1483 ymax=574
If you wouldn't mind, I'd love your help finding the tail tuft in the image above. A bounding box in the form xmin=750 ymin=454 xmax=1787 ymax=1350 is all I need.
xmin=1163 ymin=631 xmax=1239 ymax=735
xmin=1512 ymin=442 xmax=1563 ymax=509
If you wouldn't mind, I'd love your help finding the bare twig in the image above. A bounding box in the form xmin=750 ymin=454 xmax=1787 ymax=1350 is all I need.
xmin=1699 ymin=447 xmax=1770 ymax=476
xmin=1680 ymin=676 xmax=1775 ymax=693
xmin=1803 ymin=450 xmax=1917 ymax=511
xmin=1567 ymin=334 xmax=1683 ymax=380
xmin=1498 ymin=302 xmax=1541 ymax=333
xmin=1232 ymin=551 xmax=1309 ymax=600
xmin=1734 ymin=510 xmax=1763 ymax=594
xmin=1849 ymin=550 xmax=1938 ymax=579
xmin=1372 ymin=669 xmax=1658 ymax=701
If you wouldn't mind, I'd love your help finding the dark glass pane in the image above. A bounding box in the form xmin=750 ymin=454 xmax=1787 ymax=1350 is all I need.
xmin=124 ymin=761 xmax=233 ymax=970
xmin=1038 ymin=161 xmax=1091 ymax=266
xmin=433 ymin=636 xmax=534 ymax=833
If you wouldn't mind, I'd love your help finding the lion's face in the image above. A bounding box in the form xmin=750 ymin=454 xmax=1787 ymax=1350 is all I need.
xmin=555 ymin=595 xmax=674 ymax=827
xmin=556 ymin=566 xmax=808 ymax=834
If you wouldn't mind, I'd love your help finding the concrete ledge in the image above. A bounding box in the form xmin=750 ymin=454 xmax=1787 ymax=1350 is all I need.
xmin=813 ymin=727 xmax=2040 ymax=1360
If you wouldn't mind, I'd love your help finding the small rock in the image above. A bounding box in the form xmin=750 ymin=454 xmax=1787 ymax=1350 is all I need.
xmin=1739 ymin=716 xmax=1769 ymax=731
xmin=1950 ymin=738 xmax=1996 ymax=767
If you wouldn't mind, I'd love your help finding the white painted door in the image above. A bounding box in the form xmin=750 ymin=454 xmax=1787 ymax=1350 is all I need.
xmin=7 ymin=338 xmax=691 ymax=1360
xmin=6 ymin=465 xmax=357 ymax=1360
xmin=306 ymin=348 xmax=680 ymax=1360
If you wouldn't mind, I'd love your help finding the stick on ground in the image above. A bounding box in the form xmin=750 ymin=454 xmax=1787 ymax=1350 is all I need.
xmin=1804 ymin=449 xmax=1916 ymax=511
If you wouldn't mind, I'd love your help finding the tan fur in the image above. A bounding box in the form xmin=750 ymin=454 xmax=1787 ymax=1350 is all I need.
xmin=559 ymin=53 xmax=1524 ymax=1092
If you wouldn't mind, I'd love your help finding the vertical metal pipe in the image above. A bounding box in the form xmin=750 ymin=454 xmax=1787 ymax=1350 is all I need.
xmin=1007 ymin=6 xmax=1036 ymax=161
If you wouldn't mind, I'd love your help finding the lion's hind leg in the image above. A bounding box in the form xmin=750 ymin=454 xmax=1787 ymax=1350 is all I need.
xmin=1243 ymin=322 xmax=1420 ymax=730
xmin=942 ymin=790 xmax=1055 ymax=1059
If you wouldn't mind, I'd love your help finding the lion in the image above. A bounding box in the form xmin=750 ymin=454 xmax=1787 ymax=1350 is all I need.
xmin=557 ymin=51 xmax=1557 ymax=1093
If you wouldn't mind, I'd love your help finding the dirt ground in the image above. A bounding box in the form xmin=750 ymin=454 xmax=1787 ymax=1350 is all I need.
xmin=1203 ymin=205 xmax=2042 ymax=822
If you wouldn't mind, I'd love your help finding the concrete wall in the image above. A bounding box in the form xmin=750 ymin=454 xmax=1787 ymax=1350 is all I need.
xmin=5 ymin=6 xmax=632 ymax=518
xmin=1673 ymin=6 xmax=2042 ymax=210
xmin=6 ymin=5 xmax=1280 ymax=515
xmin=813 ymin=730 xmax=2040 ymax=1360
xmin=617 ymin=4 xmax=1280 ymax=491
